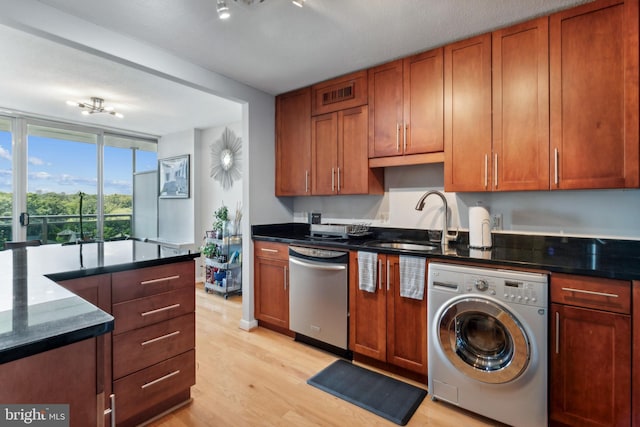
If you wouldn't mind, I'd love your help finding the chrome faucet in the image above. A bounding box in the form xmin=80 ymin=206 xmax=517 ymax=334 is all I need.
xmin=415 ymin=190 xmax=458 ymax=247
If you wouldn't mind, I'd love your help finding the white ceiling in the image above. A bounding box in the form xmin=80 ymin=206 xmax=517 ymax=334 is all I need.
xmin=1 ymin=0 xmax=589 ymax=136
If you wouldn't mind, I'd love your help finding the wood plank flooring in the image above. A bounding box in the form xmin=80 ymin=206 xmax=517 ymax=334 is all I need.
xmin=147 ymin=284 xmax=499 ymax=427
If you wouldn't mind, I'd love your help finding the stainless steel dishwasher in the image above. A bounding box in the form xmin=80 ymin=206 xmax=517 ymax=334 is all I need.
xmin=288 ymin=245 xmax=349 ymax=355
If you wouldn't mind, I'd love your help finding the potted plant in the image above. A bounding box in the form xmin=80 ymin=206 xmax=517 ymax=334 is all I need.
xmin=213 ymin=205 xmax=229 ymax=238
xmin=201 ymin=242 xmax=219 ymax=259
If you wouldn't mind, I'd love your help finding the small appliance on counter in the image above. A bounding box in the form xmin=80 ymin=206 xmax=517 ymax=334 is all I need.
xmin=308 ymin=223 xmax=371 ymax=240
xmin=468 ymin=206 xmax=492 ymax=249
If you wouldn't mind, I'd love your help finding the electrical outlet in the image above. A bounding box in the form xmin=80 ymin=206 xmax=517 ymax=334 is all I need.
xmin=492 ymin=214 xmax=503 ymax=231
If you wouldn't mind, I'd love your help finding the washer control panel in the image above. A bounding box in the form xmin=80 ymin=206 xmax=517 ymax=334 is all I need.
xmin=430 ymin=263 xmax=548 ymax=309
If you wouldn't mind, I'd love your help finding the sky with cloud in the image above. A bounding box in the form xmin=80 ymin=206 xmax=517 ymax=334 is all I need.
xmin=0 ymin=131 xmax=156 ymax=195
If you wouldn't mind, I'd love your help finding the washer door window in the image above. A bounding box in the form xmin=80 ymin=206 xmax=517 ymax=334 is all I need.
xmin=437 ymin=297 xmax=530 ymax=384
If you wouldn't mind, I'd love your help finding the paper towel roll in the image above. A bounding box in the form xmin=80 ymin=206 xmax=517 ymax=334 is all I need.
xmin=469 ymin=206 xmax=492 ymax=249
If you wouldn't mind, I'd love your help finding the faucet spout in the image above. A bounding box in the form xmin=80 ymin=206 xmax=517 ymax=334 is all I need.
xmin=415 ymin=190 xmax=458 ymax=247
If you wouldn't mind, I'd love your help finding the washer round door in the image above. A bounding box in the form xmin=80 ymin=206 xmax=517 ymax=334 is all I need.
xmin=436 ymin=296 xmax=530 ymax=384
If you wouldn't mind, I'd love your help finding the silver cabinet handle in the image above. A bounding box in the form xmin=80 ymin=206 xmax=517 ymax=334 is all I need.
xmin=386 ymin=259 xmax=390 ymax=292
xmin=403 ymin=123 xmax=408 ymax=151
xmin=104 ymin=393 xmax=116 ymax=427
xmin=331 ymin=167 xmax=335 ymax=192
xmin=484 ymin=154 xmax=488 ymax=188
xmin=494 ymin=153 xmax=498 ymax=189
xmin=141 ymin=330 xmax=180 ymax=346
xmin=396 ymin=123 xmax=400 ymax=152
xmin=140 ymin=275 xmax=180 ymax=285
xmin=141 ymin=370 xmax=180 ymax=389
xmin=305 ymin=170 xmax=309 ymax=193
xmin=554 ymin=148 xmax=559 ymax=186
xmin=378 ymin=260 xmax=382 ymax=290
xmin=337 ymin=167 xmax=341 ymax=193
xmin=561 ymin=287 xmax=619 ymax=298
xmin=555 ymin=312 xmax=560 ymax=354
xmin=284 ymin=266 xmax=288 ymax=291
xmin=141 ymin=303 xmax=180 ymax=317
xmin=260 ymin=248 xmax=278 ymax=253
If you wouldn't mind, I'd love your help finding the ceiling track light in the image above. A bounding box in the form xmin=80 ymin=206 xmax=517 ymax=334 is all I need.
xmin=66 ymin=97 xmax=123 ymax=118
xmin=292 ymin=0 xmax=305 ymax=7
xmin=217 ymin=0 xmax=230 ymax=19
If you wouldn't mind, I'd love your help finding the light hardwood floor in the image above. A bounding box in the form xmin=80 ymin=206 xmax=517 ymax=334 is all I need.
xmin=148 ymin=284 xmax=500 ymax=427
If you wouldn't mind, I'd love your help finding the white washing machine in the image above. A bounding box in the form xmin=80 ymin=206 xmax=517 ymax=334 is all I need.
xmin=427 ymin=263 xmax=548 ymax=427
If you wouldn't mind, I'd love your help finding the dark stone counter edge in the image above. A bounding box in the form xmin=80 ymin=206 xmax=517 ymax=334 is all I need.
xmin=2 ymin=252 xmax=199 ymax=365
xmin=251 ymin=227 xmax=640 ymax=281
xmin=0 ymin=319 xmax=114 ymax=365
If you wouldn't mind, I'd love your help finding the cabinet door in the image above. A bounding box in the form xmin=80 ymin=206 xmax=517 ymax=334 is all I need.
xmin=276 ymin=87 xmax=311 ymax=196
xmin=311 ymin=112 xmax=338 ymax=195
xmin=492 ymin=17 xmax=550 ymax=191
xmin=403 ymin=48 xmax=444 ymax=155
xmin=254 ymin=256 xmax=289 ymax=329
xmin=549 ymin=0 xmax=639 ymax=189
xmin=349 ymin=252 xmax=387 ymax=361
xmin=444 ymin=33 xmax=492 ymax=192
xmin=550 ymin=303 xmax=631 ymax=427
xmin=338 ymin=105 xmax=372 ymax=194
xmin=385 ymin=256 xmax=428 ymax=375
xmin=368 ymin=60 xmax=403 ymax=158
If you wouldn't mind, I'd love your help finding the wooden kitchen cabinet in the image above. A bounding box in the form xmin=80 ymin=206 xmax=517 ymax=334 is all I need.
xmin=492 ymin=17 xmax=550 ymax=191
xmin=444 ymin=33 xmax=492 ymax=192
xmin=111 ymin=261 xmax=196 ymax=427
xmin=254 ymin=241 xmax=290 ymax=333
xmin=550 ymin=273 xmax=631 ymax=427
xmin=275 ymin=87 xmax=311 ymax=196
xmin=368 ymin=48 xmax=444 ymax=166
xmin=311 ymin=70 xmax=368 ymax=116
xmin=633 ymin=281 xmax=640 ymax=427
xmin=349 ymin=252 xmax=427 ymax=377
xmin=312 ymin=105 xmax=383 ymax=195
xmin=549 ymin=0 xmax=639 ymax=190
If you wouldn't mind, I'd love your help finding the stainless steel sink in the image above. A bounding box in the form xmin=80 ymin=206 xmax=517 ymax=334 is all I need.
xmin=365 ymin=241 xmax=439 ymax=251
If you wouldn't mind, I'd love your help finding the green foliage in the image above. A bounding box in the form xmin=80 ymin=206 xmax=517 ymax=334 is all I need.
xmin=213 ymin=205 xmax=229 ymax=231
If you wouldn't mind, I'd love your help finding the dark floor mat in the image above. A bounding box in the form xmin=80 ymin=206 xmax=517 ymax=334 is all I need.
xmin=307 ymin=359 xmax=427 ymax=425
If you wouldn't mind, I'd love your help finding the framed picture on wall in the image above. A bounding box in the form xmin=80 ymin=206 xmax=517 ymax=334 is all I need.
xmin=159 ymin=154 xmax=190 ymax=198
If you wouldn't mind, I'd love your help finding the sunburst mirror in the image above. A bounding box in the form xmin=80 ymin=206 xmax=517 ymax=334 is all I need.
xmin=210 ymin=127 xmax=242 ymax=189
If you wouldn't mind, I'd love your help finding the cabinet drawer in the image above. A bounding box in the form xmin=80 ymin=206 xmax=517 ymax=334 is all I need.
xmin=254 ymin=241 xmax=288 ymax=261
xmin=112 ymin=287 xmax=194 ymax=335
xmin=114 ymin=349 xmax=195 ymax=425
xmin=113 ymin=313 xmax=195 ymax=379
xmin=112 ymin=262 xmax=194 ymax=304
xmin=551 ymin=274 xmax=631 ymax=314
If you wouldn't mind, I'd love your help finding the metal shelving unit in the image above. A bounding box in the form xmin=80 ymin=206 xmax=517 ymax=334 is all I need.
xmin=204 ymin=235 xmax=242 ymax=299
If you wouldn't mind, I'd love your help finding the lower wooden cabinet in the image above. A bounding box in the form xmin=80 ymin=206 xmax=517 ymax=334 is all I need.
xmin=349 ymin=252 xmax=427 ymax=376
xmin=254 ymin=241 xmax=290 ymax=332
xmin=550 ymin=273 xmax=631 ymax=427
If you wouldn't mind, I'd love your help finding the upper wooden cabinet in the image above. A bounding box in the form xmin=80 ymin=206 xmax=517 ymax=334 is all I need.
xmin=492 ymin=17 xmax=550 ymax=191
xmin=444 ymin=34 xmax=492 ymax=192
xmin=312 ymin=106 xmax=383 ymax=195
xmin=549 ymin=0 xmax=639 ymax=190
xmin=368 ymin=48 xmax=444 ymax=165
xmin=311 ymin=71 xmax=367 ymax=116
xmin=275 ymin=87 xmax=311 ymax=196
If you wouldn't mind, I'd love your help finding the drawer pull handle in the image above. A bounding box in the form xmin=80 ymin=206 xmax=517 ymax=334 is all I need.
xmin=260 ymin=248 xmax=278 ymax=253
xmin=141 ymin=370 xmax=180 ymax=389
xmin=140 ymin=275 xmax=180 ymax=285
xmin=104 ymin=393 xmax=115 ymax=427
xmin=561 ymin=287 xmax=619 ymax=298
xmin=141 ymin=330 xmax=181 ymax=346
xmin=141 ymin=303 xmax=180 ymax=317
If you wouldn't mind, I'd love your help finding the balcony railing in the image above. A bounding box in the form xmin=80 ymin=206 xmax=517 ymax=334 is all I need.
xmin=0 ymin=213 xmax=133 ymax=249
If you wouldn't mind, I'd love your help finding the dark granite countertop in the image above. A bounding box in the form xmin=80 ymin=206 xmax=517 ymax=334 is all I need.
xmin=0 ymin=240 xmax=200 ymax=364
xmin=252 ymin=223 xmax=640 ymax=281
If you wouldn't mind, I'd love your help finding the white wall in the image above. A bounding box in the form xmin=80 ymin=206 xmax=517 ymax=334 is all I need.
xmin=293 ymin=163 xmax=640 ymax=240
xmin=194 ymin=122 xmax=244 ymax=280
xmin=157 ymin=129 xmax=197 ymax=245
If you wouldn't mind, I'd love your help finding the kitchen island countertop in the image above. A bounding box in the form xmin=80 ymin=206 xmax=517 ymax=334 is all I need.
xmin=0 ymin=240 xmax=199 ymax=364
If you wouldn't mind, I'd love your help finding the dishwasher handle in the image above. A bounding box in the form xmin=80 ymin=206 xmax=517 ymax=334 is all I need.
xmin=289 ymin=256 xmax=347 ymax=271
